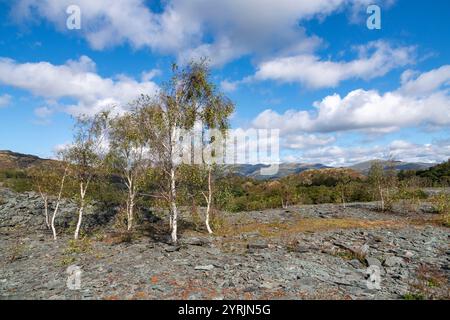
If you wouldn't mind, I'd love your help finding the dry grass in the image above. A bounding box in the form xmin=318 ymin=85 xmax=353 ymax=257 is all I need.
xmin=407 ymin=215 xmax=450 ymax=228
xmin=103 ymin=231 xmax=135 ymax=245
xmin=218 ymin=217 xmax=404 ymax=238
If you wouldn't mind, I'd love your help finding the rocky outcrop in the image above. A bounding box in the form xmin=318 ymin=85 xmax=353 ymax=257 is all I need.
xmin=0 ymin=188 xmax=116 ymax=233
xmin=0 ymin=187 xmax=448 ymax=300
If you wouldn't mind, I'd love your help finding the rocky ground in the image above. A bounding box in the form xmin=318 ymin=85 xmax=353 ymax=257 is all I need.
xmin=0 ymin=187 xmax=448 ymax=300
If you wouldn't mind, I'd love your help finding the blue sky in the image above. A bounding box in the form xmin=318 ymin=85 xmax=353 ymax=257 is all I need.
xmin=0 ymin=0 xmax=449 ymax=165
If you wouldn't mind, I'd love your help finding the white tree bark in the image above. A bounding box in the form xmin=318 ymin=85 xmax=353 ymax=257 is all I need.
xmin=74 ymin=182 xmax=88 ymax=240
xmin=126 ymin=175 xmax=136 ymax=231
xmin=341 ymin=189 xmax=346 ymax=209
xmin=170 ymin=167 xmax=178 ymax=243
xmin=51 ymin=168 xmax=68 ymax=240
xmin=167 ymin=119 xmax=180 ymax=243
xmin=202 ymin=168 xmax=213 ymax=234
xmin=281 ymin=199 xmax=288 ymax=209
xmin=127 ymin=192 xmax=135 ymax=231
xmin=51 ymin=199 xmax=63 ymax=241
xmin=74 ymin=204 xmax=84 ymax=240
xmin=44 ymin=198 xmax=49 ymax=228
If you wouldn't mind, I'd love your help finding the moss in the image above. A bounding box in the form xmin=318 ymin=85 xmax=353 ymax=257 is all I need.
xmin=403 ymin=293 xmax=425 ymax=300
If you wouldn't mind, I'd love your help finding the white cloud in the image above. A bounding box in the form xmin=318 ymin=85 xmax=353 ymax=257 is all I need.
xmin=0 ymin=56 xmax=159 ymax=116
xmin=34 ymin=106 xmax=53 ymax=118
xmin=284 ymin=134 xmax=336 ymax=149
xmin=141 ymin=69 xmax=162 ymax=82
xmin=32 ymin=106 xmax=55 ymax=125
xmin=11 ymin=0 xmax=395 ymax=67
xmin=296 ymin=139 xmax=450 ymax=166
xmin=252 ymin=41 xmax=415 ymax=88
xmin=400 ymin=65 xmax=450 ymax=96
xmin=0 ymin=94 xmax=12 ymax=108
xmin=253 ymin=65 xmax=450 ymax=134
xmin=220 ymin=80 xmax=239 ymax=93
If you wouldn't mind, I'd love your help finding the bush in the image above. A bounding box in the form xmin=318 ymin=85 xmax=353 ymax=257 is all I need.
xmin=0 ymin=169 xmax=33 ymax=193
xmin=394 ymin=187 xmax=428 ymax=201
xmin=431 ymin=194 xmax=450 ymax=227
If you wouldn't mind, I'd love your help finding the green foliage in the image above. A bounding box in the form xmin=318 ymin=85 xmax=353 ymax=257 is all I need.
xmin=208 ymin=174 xmax=376 ymax=212
xmin=394 ymin=187 xmax=428 ymax=201
xmin=0 ymin=168 xmax=28 ymax=180
xmin=64 ymin=238 xmax=92 ymax=255
xmin=416 ymin=159 xmax=450 ymax=186
xmin=398 ymin=159 xmax=450 ymax=187
xmin=0 ymin=169 xmax=33 ymax=192
xmin=3 ymin=177 xmax=33 ymax=193
xmin=430 ymin=193 xmax=450 ymax=227
xmin=402 ymin=293 xmax=425 ymax=300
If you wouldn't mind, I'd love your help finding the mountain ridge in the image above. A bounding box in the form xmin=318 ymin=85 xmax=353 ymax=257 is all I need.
xmin=0 ymin=150 xmax=437 ymax=179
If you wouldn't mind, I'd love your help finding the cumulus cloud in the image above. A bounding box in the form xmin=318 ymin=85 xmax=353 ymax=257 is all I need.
xmin=0 ymin=94 xmax=12 ymax=108
xmin=220 ymin=80 xmax=239 ymax=93
xmin=296 ymin=139 xmax=450 ymax=166
xmin=11 ymin=0 xmax=395 ymax=66
xmin=399 ymin=65 xmax=450 ymax=96
xmin=0 ymin=56 xmax=159 ymax=116
xmin=251 ymin=41 xmax=415 ymax=88
xmin=253 ymin=65 xmax=450 ymax=134
xmin=284 ymin=134 xmax=336 ymax=149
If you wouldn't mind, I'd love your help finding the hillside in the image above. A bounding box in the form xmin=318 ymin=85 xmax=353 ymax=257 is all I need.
xmin=289 ymin=168 xmax=366 ymax=186
xmin=0 ymin=150 xmax=51 ymax=170
xmin=228 ymin=163 xmax=330 ymax=180
xmin=0 ymin=150 xmax=438 ymax=179
xmin=416 ymin=159 xmax=450 ymax=183
xmin=349 ymin=160 xmax=434 ymax=174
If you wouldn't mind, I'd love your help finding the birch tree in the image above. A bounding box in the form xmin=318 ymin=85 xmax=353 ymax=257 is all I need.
xmin=29 ymin=165 xmax=52 ymax=229
xmin=336 ymin=172 xmax=353 ymax=209
xmin=135 ymin=61 xmax=234 ymax=242
xmin=368 ymin=162 xmax=386 ymax=211
xmin=29 ymin=161 xmax=68 ymax=239
xmin=198 ymin=82 xmax=234 ymax=234
xmin=107 ymin=112 xmax=149 ymax=231
xmin=65 ymin=112 xmax=108 ymax=240
xmin=49 ymin=161 xmax=69 ymax=240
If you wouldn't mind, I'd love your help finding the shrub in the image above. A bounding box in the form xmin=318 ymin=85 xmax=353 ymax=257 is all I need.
xmin=431 ymin=194 xmax=450 ymax=227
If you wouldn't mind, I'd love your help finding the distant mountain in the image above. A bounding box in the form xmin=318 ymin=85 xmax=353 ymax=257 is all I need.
xmin=0 ymin=150 xmax=51 ymax=170
xmin=0 ymin=150 xmax=439 ymax=180
xmin=349 ymin=159 xmax=435 ymax=174
xmin=230 ymin=160 xmax=437 ymax=179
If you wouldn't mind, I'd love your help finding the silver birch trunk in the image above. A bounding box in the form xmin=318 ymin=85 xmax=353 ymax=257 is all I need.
xmin=74 ymin=182 xmax=87 ymax=240
xmin=126 ymin=175 xmax=135 ymax=231
xmin=205 ymin=168 xmax=213 ymax=234
xmin=342 ymin=189 xmax=346 ymax=209
xmin=50 ymin=168 xmax=68 ymax=240
xmin=170 ymin=167 xmax=178 ymax=243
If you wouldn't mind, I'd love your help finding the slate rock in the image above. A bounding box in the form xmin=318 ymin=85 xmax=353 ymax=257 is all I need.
xmin=365 ymin=257 xmax=382 ymax=268
xmin=383 ymin=256 xmax=404 ymax=267
xmin=195 ymin=265 xmax=215 ymax=271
